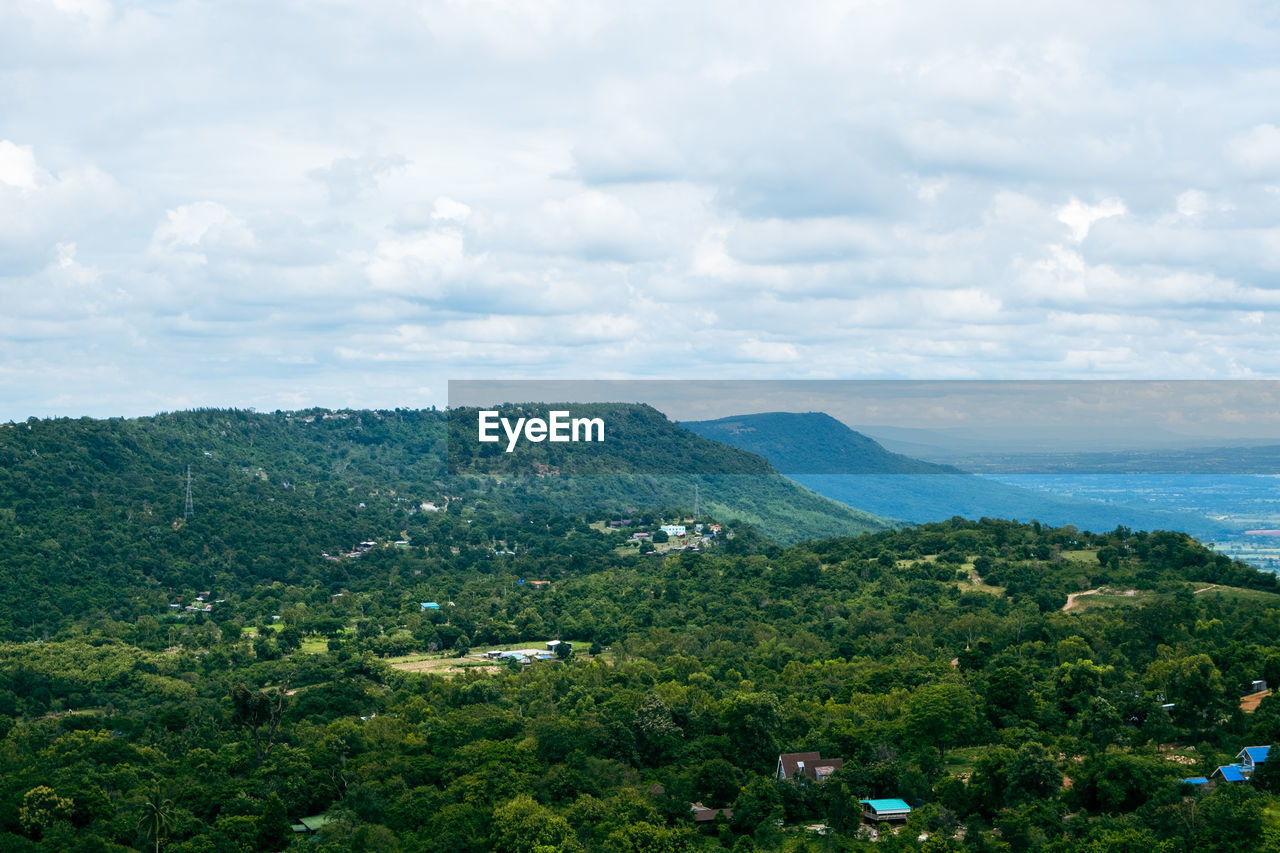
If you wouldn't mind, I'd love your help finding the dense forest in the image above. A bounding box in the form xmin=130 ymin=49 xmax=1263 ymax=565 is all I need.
xmin=0 ymin=407 xmax=885 ymax=639
xmin=2 ymin=410 xmax=1280 ymax=851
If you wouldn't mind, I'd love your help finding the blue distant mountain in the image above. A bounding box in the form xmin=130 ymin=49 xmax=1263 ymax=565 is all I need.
xmin=682 ymin=411 xmax=1235 ymax=539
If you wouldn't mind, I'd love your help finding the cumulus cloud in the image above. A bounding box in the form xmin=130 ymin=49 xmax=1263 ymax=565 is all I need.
xmin=1228 ymin=124 xmax=1280 ymax=176
xmin=3 ymin=0 xmax=1280 ymax=417
xmin=0 ymin=140 xmax=125 ymax=271
xmin=431 ymin=197 xmax=471 ymax=222
xmin=365 ymin=229 xmax=471 ymax=297
xmin=149 ymin=201 xmax=256 ymax=268
xmin=309 ymin=153 xmax=407 ymax=204
xmin=1057 ymin=197 xmax=1126 ymax=242
xmin=0 ymin=140 xmax=44 ymax=191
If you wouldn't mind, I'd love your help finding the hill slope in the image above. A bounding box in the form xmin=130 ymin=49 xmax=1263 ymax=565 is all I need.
xmin=680 ymin=411 xmax=957 ymax=474
xmin=684 ymin=411 xmax=1233 ymax=538
xmin=0 ymin=407 xmax=888 ymax=637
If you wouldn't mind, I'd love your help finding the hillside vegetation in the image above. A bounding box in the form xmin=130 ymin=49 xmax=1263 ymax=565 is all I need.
xmin=2 ymin=409 xmax=1280 ymax=851
xmin=0 ymin=516 xmax=1277 ymax=851
xmin=0 ymin=407 xmax=887 ymax=639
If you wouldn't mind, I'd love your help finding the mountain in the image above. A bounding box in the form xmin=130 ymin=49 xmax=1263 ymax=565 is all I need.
xmin=683 ymin=411 xmax=1235 ymax=539
xmin=0 ymin=406 xmax=889 ymax=638
xmin=676 ymin=411 xmax=958 ymax=474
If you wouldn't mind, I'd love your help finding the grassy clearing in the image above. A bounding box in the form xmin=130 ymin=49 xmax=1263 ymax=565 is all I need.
xmin=1069 ymin=590 xmax=1145 ymax=611
xmin=384 ymin=639 xmax=589 ymax=666
xmin=390 ymin=657 xmax=501 ymax=675
xmin=942 ymin=745 xmax=987 ymax=779
xmin=1067 ymin=583 xmax=1280 ymax=614
xmin=955 ymin=561 xmax=1006 ymax=596
xmin=1196 ymin=586 xmax=1280 ymax=603
xmin=387 ymin=639 xmax=593 ymax=675
xmin=1059 ymin=549 xmax=1100 ymax=565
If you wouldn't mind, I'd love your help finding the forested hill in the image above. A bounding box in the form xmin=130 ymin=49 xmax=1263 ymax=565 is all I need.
xmin=683 ymin=411 xmax=958 ymax=474
xmin=0 ymin=407 xmax=887 ymax=638
xmin=2 ymin=516 xmax=1280 ymax=851
xmin=684 ymin=411 xmax=1234 ymax=538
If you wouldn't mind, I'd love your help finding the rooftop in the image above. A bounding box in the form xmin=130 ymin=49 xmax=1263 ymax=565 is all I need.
xmin=860 ymin=798 xmax=912 ymax=812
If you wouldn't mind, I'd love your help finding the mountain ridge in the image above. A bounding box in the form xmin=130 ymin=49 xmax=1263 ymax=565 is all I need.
xmin=683 ymin=410 xmax=1235 ymax=539
xmin=0 ymin=406 xmax=890 ymax=638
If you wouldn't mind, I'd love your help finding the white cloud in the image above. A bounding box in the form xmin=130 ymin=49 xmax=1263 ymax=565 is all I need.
xmin=0 ymin=140 xmax=43 ymax=191
xmin=150 ymin=201 xmax=256 ymax=264
xmin=365 ymin=229 xmax=472 ymax=297
xmin=5 ymin=0 xmax=1280 ymax=417
xmin=0 ymin=141 xmax=125 ymax=269
xmin=431 ymin=197 xmax=471 ymax=222
xmin=1228 ymin=123 xmax=1280 ymax=175
xmin=1056 ymin=197 xmax=1126 ymax=242
xmin=48 ymin=0 xmax=111 ymax=23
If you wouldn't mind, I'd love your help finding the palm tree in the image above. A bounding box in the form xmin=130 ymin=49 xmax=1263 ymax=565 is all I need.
xmin=137 ymin=781 xmax=173 ymax=853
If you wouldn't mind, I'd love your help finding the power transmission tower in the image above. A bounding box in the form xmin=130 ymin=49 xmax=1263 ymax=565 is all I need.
xmin=693 ymin=483 xmax=699 ymax=520
xmin=184 ymin=465 xmax=194 ymax=521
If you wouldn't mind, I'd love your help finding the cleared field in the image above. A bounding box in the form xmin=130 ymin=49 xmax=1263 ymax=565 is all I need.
xmin=386 ymin=639 xmax=591 ymax=676
xmin=390 ymin=657 xmax=500 ymax=676
xmin=299 ymin=637 xmax=329 ymax=654
xmin=1195 ymin=586 xmax=1280 ymax=604
xmin=1066 ymin=583 xmax=1280 ymax=614
xmin=1067 ymin=589 xmax=1145 ymax=612
xmin=955 ymin=561 xmax=1005 ymax=595
xmin=1241 ymin=689 xmax=1270 ymax=713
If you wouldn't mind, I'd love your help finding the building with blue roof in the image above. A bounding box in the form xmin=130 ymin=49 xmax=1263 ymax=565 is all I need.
xmin=1180 ymin=776 xmax=1210 ymax=789
xmin=860 ymin=798 xmax=912 ymax=822
xmin=1239 ymin=745 xmax=1270 ymax=772
xmin=1213 ymin=765 xmax=1247 ymax=783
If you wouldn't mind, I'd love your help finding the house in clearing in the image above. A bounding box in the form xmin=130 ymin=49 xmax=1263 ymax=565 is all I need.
xmin=1239 ymin=745 xmax=1271 ymax=773
xmin=776 ymin=751 xmax=844 ymax=782
xmin=1213 ymin=764 xmax=1247 ymax=783
xmin=690 ymin=802 xmax=733 ymax=823
xmin=860 ymin=799 xmax=912 ymax=823
xmin=1212 ymin=745 xmax=1271 ymax=783
xmin=290 ymin=814 xmax=333 ymax=834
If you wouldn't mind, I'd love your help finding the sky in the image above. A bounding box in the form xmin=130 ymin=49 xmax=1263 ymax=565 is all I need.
xmin=4 ymin=0 xmax=1280 ymax=420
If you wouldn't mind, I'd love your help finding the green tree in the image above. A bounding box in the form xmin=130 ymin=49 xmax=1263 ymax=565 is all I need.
xmin=1194 ymin=783 xmax=1263 ymax=852
xmin=231 ymin=680 xmax=289 ymax=765
xmin=731 ymin=777 xmax=783 ymax=835
xmin=136 ymin=782 xmax=173 ymax=853
xmin=1144 ymin=654 xmax=1229 ymax=730
xmin=490 ymin=794 xmax=582 ymax=853
xmin=721 ymin=692 xmax=781 ymax=770
xmin=19 ymin=785 xmax=73 ymax=839
xmin=1071 ymin=751 xmax=1178 ymax=813
xmin=904 ymin=682 xmax=979 ymax=760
